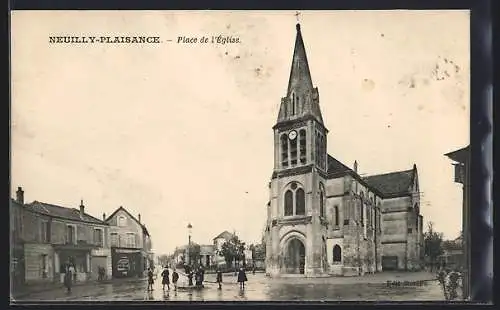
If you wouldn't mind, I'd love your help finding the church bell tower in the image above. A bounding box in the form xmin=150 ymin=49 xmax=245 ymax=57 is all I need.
xmin=266 ymin=23 xmax=329 ymax=277
xmin=273 ymin=23 xmax=328 ymax=173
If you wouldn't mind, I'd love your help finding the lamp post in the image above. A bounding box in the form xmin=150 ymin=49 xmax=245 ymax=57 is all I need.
xmin=187 ymin=223 xmax=192 ymax=266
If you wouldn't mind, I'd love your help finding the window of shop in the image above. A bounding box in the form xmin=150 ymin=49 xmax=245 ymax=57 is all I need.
xmin=66 ymin=225 xmax=76 ymax=244
xmin=125 ymin=233 xmax=136 ymax=248
xmin=110 ymin=233 xmax=118 ymax=247
xmin=40 ymin=220 xmax=50 ymax=243
xmin=94 ymin=228 xmax=103 ymax=247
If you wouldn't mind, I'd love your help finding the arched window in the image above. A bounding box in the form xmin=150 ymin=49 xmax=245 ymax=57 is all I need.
xmin=334 ymin=206 xmax=339 ymax=226
xmin=292 ymin=93 xmax=296 ymax=115
xmin=281 ymin=134 xmax=289 ymax=168
xmin=299 ymin=129 xmax=306 ymax=164
xmin=319 ymin=192 xmax=324 ymax=218
xmin=283 ymin=182 xmax=306 ymax=217
xmin=333 ymin=245 xmax=342 ymax=262
xmin=284 ymin=190 xmax=293 ymax=216
xmin=290 ymin=137 xmax=297 ymax=166
xmin=319 ymin=183 xmax=325 ymax=218
xmin=296 ymin=188 xmax=305 ymax=215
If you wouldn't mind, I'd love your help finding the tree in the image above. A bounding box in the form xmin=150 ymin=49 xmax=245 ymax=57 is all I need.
xmin=157 ymin=254 xmax=170 ymax=267
xmin=188 ymin=244 xmax=201 ymax=266
xmin=218 ymin=235 xmax=245 ymax=270
xmin=424 ymin=222 xmax=444 ymax=271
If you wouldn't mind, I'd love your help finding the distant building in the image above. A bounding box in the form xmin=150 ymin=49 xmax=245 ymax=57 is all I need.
xmin=213 ymin=230 xmax=236 ymax=266
xmin=105 ymin=207 xmax=153 ymax=278
xmin=10 ymin=187 xmax=112 ymax=286
xmin=199 ymin=244 xmax=215 ymax=268
xmin=438 ymin=235 xmax=464 ymax=270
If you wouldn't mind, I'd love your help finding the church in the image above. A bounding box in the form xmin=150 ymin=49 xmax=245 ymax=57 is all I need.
xmin=265 ymin=23 xmax=424 ymax=277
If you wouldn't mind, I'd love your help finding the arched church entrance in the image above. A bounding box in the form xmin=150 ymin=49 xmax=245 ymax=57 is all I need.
xmin=283 ymin=238 xmax=305 ymax=274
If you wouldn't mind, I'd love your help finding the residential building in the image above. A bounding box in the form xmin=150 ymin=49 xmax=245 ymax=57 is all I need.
xmin=445 ymin=145 xmax=470 ymax=299
xmin=10 ymin=188 xmax=25 ymax=291
xmin=213 ymin=230 xmax=236 ymax=266
xmin=199 ymin=244 xmax=215 ymax=268
xmin=105 ymin=206 xmax=153 ymax=278
xmin=11 ymin=187 xmax=112 ymax=285
xmin=265 ymin=23 xmax=423 ymax=277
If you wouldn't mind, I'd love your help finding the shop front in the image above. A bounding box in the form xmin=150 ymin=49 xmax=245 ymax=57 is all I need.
xmin=53 ymin=244 xmax=94 ymax=283
xmin=11 ymin=244 xmax=25 ymax=291
xmin=112 ymin=248 xmax=144 ymax=278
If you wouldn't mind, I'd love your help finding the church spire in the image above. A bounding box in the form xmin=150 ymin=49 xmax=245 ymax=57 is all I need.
xmin=277 ymin=23 xmax=324 ymax=125
xmin=286 ymin=23 xmax=313 ymax=96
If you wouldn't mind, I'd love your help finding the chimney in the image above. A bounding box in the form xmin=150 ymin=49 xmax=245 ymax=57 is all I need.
xmin=79 ymin=200 xmax=85 ymax=217
xmin=103 ymin=213 xmax=106 ymax=221
xmin=138 ymin=214 xmax=141 ymax=223
xmin=16 ymin=187 xmax=24 ymax=204
xmin=354 ymin=160 xmax=358 ymax=173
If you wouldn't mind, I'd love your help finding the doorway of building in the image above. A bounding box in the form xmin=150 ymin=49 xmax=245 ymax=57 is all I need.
xmin=283 ymin=238 xmax=305 ymax=274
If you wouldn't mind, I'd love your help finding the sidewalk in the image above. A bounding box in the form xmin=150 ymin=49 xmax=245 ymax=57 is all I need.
xmin=12 ymin=276 xmax=146 ymax=299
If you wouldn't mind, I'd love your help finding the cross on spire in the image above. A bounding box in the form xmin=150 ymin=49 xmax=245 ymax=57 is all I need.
xmin=295 ymin=11 xmax=301 ymax=23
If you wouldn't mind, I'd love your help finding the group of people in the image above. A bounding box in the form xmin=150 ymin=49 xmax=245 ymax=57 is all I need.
xmin=147 ymin=264 xmax=250 ymax=292
xmin=147 ymin=266 xmax=180 ymax=291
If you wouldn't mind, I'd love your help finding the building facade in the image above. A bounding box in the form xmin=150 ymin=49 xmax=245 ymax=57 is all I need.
xmin=10 ymin=190 xmax=25 ymax=291
xmin=213 ymin=230 xmax=236 ymax=266
xmin=105 ymin=207 xmax=153 ymax=278
xmin=265 ymin=23 xmax=423 ymax=277
xmin=11 ymin=187 xmax=112 ymax=285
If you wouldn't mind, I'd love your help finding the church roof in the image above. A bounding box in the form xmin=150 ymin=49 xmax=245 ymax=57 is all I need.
xmin=327 ymin=155 xmax=353 ymax=177
xmin=24 ymin=201 xmax=107 ymax=225
xmin=363 ymin=167 xmax=416 ymax=197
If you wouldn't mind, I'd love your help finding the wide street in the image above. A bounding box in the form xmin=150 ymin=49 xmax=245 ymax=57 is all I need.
xmin=13 ymin=270 xmax=446 ymax=302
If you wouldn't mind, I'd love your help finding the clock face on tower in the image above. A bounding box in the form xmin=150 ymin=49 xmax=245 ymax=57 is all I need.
xmin=288 ymin=130 xmax=297 ymax=140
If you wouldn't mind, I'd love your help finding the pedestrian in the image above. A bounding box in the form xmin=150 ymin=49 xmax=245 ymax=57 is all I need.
xmin=216 ymin=268 xmax=223 ymax=290
xmin=161 ymin=266 xmax=170 ymax=291
xmin=195 ymin=267 xmax=203 ymax=288
xmin=187 ymin=269 xmax=194 ymax=286
xmin=252 ymin=266 xmax=256 ymax=275
xmin=69 ymin=263 xmax=76 ymax=283
xmin=147 ymin=267 xmax=155 ymax=291
xmin=64 ymin=262 xmax=73 ymax=293
xmin=237 ymin=267 xmax=247 ymax=290
xmin=172 ymin=269 xmax=179 ymax=291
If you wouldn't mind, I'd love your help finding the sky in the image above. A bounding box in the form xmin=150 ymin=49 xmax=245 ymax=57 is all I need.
xmin=11 ymin=10 xmax=470 ymax=255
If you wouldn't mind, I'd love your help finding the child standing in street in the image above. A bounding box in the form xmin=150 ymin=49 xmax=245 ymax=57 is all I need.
xmin=216 ymin=268 xmax=223 ymax=290
xmin=172 ymin=269 xmax=179 ymax=291
xmin=237 ymin=267 xmax=248 ymax=290
xmin=147 ymin=268 xmax=155 ymax=291
xmin=161 ymin=266 xmax=170 ymax=291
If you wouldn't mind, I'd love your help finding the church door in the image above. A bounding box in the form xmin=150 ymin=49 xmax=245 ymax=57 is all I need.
xmin=284 ymin=238 xmax=305 ymax=274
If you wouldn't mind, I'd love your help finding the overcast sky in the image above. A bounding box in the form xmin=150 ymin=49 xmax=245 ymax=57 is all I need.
xmin=11 ymin=10 xmax=469 ymax=255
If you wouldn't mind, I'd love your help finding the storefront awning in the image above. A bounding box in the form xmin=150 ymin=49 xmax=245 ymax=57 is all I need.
xmin=114 ymin=248 xmax=142 ymax=254
xmin=53 ymin=243 xmax=97 ymax=251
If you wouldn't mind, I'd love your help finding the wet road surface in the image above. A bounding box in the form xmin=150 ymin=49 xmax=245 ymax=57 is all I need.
xmin=14 ymin=270 xmax=445 ymax=302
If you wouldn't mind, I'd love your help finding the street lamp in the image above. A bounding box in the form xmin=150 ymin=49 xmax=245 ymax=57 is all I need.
xmin=187 ymin=223 xmax=192 ymax=266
